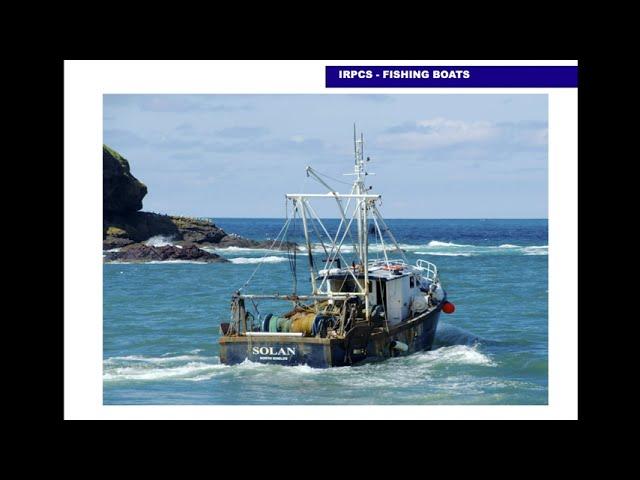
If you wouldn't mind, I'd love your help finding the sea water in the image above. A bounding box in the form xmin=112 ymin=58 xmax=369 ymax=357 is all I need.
xmin=103 ymin=219 xmax=548 ymax=405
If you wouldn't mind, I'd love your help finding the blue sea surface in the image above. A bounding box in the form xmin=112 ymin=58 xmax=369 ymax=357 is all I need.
xmin=103 ymin=218 xmax=548 ymax=405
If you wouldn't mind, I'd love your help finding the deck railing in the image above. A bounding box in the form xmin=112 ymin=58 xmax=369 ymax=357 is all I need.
xmin=367 ymin=258 xmax=438 ymax=282
xmin=415 ymin=259 xmax=438 ymax=282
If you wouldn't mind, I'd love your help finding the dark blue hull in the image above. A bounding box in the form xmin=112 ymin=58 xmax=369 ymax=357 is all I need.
xmin=219 ymin=305 xmax=442 ymax=368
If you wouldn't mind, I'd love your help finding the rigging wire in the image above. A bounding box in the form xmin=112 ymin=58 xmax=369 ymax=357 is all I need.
xmin=238 ymin=215 xmax=292 ymax=292
xmin=309 ymin=167 xmax=352 ymax=186
xmin=288 ymin=204 xmax=298 ymax=295
xmin=307 ymin=205 xmax=329 ymax=257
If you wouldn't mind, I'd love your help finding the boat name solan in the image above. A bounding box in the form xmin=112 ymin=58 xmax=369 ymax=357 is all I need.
xmin=251 ymin=346 xmax=296 ymax=356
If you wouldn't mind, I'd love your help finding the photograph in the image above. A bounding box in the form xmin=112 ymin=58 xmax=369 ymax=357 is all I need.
xmin=101 ymin=93 xmax=549 ymax=405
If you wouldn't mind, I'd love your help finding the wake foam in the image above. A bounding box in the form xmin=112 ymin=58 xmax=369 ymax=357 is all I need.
xmin=103 ymin=342 xmax=495 ymax=388
xmin=103 ymin=353 xmax=225 ymax=382
xmin=415 ymin=345 xmax=496 ymax=367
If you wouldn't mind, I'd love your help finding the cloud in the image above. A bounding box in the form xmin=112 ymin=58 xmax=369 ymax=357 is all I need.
xmin=377 ymin=118 xmax=498 ymax=150
xmin=140 ymin=96 xmax=252 ymax=112
xmin=376 ymin=118 xmax=547 ymax=152
xmin=169 ymin=152 xmax=201 ymax=160
xmin=346 ymin=94 xmax=395 ymax=103
xmin=201 ymin=136 xmax=326 ymax=154
xmin=103 ymin=129 xmax=148 ymax=149
xmin=496 ymin=121 xmax=548 ymax=148
xmin=104 ymin=95 xmax=253 ymax=113
xmin=174 ymin=122 xmax=194 ymax=133
xmin=159 ymin=138 xmax=203 ymax=150
xmin=216 ymin=126 xmax=269 ymax=138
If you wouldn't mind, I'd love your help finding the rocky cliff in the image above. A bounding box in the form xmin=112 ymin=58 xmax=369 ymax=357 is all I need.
xmin=103 ymin=145 xmax=148 ymax=214
xmin=103 ymin=145 xmax=294 ymax=259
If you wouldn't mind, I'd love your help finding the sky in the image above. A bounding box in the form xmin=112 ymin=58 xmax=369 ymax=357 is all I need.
xmin=103 ymin=94 xmax=547 ymax=218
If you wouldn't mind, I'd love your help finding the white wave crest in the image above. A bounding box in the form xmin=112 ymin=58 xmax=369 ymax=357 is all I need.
xmin=103 ymin=362 xmax=225 ymax=382
xmin=523 ymin=246 xmax=548 ymax=256
xmin=145 ymin=235 xmax=176 ymax=247
xmin=415 ymin=252 xmax=473 ymax=257
xmin=212 ymin=246 xmax=280 ymax=253
xmin=416 ymin=345 xmax=496 ymax=366
xmin=228 ymin=256 xmax=288 ymax=264
xmin=427 ymin=240 xmax=473 ymax=248
xmin=103 ymin=354 xmax=206 ymax=365
xmin=415 ymin=241 xmax=548 ymax=257
xmin=106 ymin=260 xmax=210 ymax=265
xmin=103 ymin=354 xmax=225 ymax=382
xmin=102 ymin=345 xmax=497 ymax=389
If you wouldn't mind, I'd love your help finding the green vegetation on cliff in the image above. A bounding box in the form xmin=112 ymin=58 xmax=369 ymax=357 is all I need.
xmin=103 ymin=145 xmax=148 ymax=214
xmin=102 ymin=145 xmax=294 ymax=253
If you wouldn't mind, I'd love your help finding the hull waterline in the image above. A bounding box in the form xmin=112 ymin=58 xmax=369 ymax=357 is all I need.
xmin=219 ymin=304 xmax=442 ymax=368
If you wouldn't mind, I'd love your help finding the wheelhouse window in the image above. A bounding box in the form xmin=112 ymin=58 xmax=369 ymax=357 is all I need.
xmin=330 ymin=277 xmax=362 ymax=293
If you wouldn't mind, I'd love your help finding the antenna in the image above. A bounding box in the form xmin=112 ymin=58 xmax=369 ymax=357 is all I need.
xmin=353 ymin=123 xmax=357 ymax=164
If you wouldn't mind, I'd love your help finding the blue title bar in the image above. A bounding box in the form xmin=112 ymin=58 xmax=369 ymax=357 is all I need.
xmin=325 ymin=66 xmax=578 ymax=88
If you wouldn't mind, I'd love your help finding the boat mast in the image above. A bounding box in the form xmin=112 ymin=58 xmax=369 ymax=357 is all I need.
xmin=353 ymin=125 xmax=370 ymax=322
xmin=284 ymin=126 xmax=374 ymax=322
xmin=298 ymin=199 xmax=318 ymax=309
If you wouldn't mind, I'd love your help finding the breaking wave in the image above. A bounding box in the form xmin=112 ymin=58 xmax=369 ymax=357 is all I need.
xmin=414 ymin=242 xmax=547 ymax=257
xmin=416 ymin=252 xmax=473 ymax=257
xmin=106 ymin=260 xmax=210 ymax=265
xmin=144 ymin=235 xmax=177 ymax=247
xmin=523 ymin=246 xmax=548 ymax=256
xmin=426 ymin=240 xmax=473 ymax=248
xmin=209 ymin=242 xmax=547 ymax=257
xmin=106 ymin=240 xmax=548 ymax=264
xmin=209 ymin=246 xmax=281 ymax=253
xmin=228 ymin=256 xmax=288 ymax=264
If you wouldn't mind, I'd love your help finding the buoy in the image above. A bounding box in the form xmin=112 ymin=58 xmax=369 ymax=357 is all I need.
xmin=442 ymin=301 xmax=455 ymax=314
xmin=391 ymin=340 xmax=409 ymax=352
xmin=381 ymin=264 xmax=403 ymax=271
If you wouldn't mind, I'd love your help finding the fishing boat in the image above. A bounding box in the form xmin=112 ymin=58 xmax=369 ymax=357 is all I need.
xmin=218 ymin=128 xmax=455 ymax=368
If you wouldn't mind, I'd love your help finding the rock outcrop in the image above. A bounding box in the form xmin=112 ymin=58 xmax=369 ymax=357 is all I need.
xmin=103 ymin=145 xmax=148 ymax=214
xmin=103 ymin=212 xmax=228 ymax=249
xmin=213 ymin=233 xmax=288 ymax=250
xmin=104 ymin=244 xmax=228 ymax=263
xmin=102 ymin=145 xmax=297 ymax=259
